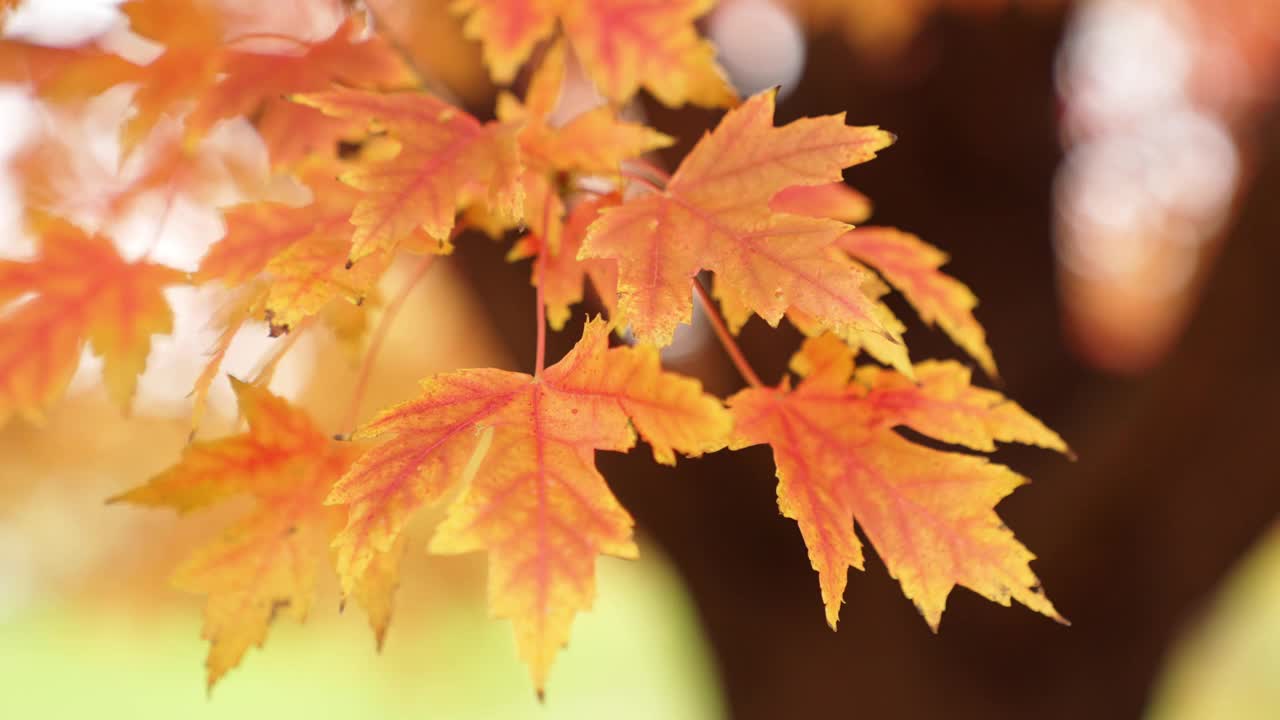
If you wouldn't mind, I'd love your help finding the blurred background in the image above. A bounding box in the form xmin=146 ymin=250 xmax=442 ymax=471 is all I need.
xmin=2 ymin=0 xmax=1279 ymax=717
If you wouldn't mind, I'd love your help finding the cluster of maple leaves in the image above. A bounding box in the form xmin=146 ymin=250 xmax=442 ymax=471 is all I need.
xmin=1 ymin=0 xmax=1068 ymax=695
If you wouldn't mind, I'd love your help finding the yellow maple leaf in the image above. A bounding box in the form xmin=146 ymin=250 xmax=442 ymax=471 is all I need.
xmin=113 ymin=379 xmax=394 ymax=688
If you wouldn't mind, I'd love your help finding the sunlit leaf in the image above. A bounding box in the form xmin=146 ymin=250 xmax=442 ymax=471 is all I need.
xmin=581 ymin=90 xmax=903 ymax=367
xmin=729 ymin=333 xmax=1066 ymax=629
xmin=330 ymin=318 xmax=729 ymax=690
xmin=0 ymin=219 xmax=183 ymax=426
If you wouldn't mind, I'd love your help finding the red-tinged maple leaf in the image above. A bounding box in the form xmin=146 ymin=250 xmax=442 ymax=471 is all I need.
xmin=838 ymin=226 xmax=998 ymax=377
xmin=293 ymin=88 xmax=524 ymax=262
xmin=328 ymin=318 xmax=730 ymax=690
xmin=184 ymin=15 xmax=417 ymax=140
xmin=729 ymin=333 xmax=1068 ymax=630
xmin=455 ymin=0 xmax=735 ymax=107
xmin=581 ymin=90 xmax=904 ymax=363
xmin=509 ymin=193 xmax=620 ymax=330
xmin=0 ymin=218 xmax=183 ymax=426
xmin=112 ymin=379 xmax=394 ymax=688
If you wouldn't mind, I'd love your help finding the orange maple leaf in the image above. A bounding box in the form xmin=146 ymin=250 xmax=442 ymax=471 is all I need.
xmin=329 ymin=318 xmax=729 ymax=691
xmin=509 ymin=193 xmax=620 ymax=330
xmin=115 ymin=0 xmax=230 ymax=148
xmin=771 ymin=181 xmax=874 ymax=225
xmin=495 ymin=40 xmax=672 ymax=250
xmin=0 ymin=39 xmax=139 ymax=102
xmin=0 ymin=218 xmax=183 ymax=426
xmin=253 ymin=98 xmax=365 ymax=168
xmin=184 ymin=16 xmax=416 ymax=140
xmin=294 ymin=89 xmax=524 ymax=262
xmin=581 ymin=90 xmax=902 ymax=361
xmin=113 ymin=379 xmax=395 ymax=688
xmin=113 ymin=3 xmax=413 ymax=150
xmin=198 ymin=164 xmax=402 ymax=335
xmin=455 ymin=0 xmax=735 ymax=107
xmin=839 ymin=226 xmax=998 ymax=377
xmin=729 ymin=333 xmax=1068 ymax=630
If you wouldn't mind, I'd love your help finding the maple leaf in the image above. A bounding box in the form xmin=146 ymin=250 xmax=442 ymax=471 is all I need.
xmin=198 ymin=164 xmax=400 ymax=335
xmin=494 ymin=40 xmax=672 ymax=250
xmin=728 ymin=333 xmax=1067 ymax=630
xmin=253 ymin=98 xmax=366 ymax=168
xmin=0 ymin=39 xmax=139 ymax=102
xmin=509 ymin=193 xmax=620 ymax=330
xmin=455 ymin=0 xmax=735 ymax=107
xmin=329 ymin=318 xmax=729 ymax=690
xmin=113 ymin=379 xmax=393 ymax=688
xmin=294 ymin=88 xmax=524 ymax=263
xmin=116 ymin=0 xmax=230 ymax=148
xmin=111 ymin=3 xmax=413 ymax=151
xmin=581 ymin=90 xmax=903 ymax=363
xmin=0 ymin=218 xmax=183 ymax=426
xmin=839 ymin=226 xmax=997 ymax=377
xmin=771 ymin=181 xmax=873 ymax=225
xmin=184 ymin=16 xmax=416 ymax=140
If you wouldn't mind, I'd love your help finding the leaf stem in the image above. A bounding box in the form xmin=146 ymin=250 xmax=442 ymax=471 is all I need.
xmin=620 ymin=168 xmax=665 ymax=194
xmin=224 ymin=31 xmax=312 ymax=50
xmin=534 ymin=249 xmax=548 ymax=377
xmin=692 ymin=279 xmax=764 ymax=389
xmin=340 ymin=252 xmax=437 ymax=438
xmin=627 ymin=157 xmax=672 ymax=183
